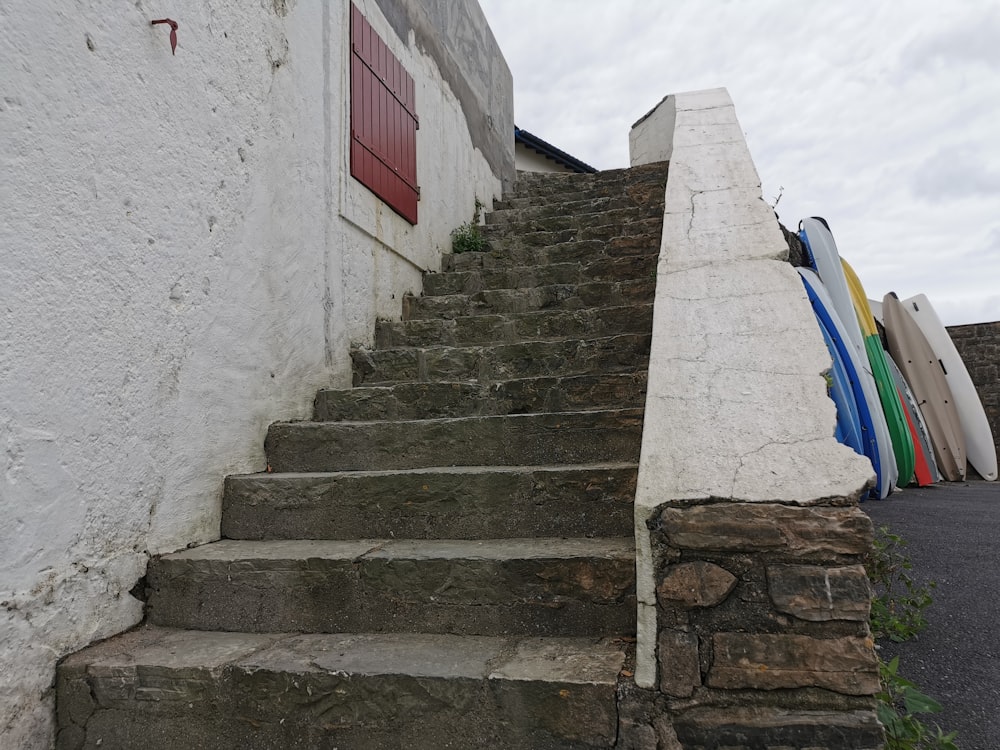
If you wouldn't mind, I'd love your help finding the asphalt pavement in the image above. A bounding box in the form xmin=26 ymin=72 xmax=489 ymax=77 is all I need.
xmin=865 ymin=480 xmax=1000 ymax=750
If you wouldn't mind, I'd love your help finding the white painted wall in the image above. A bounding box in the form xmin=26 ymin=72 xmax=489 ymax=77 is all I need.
xmin=0 ymin=1 xmax=505 ymax=745
xmin=628 ymin=89 xmax=874 ymax=689
xmin=514 ymin=143 xmax=573 ymax=173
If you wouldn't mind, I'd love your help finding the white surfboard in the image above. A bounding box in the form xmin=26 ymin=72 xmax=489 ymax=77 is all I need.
xmin=902 ymin=294 xmax=997 ymax=481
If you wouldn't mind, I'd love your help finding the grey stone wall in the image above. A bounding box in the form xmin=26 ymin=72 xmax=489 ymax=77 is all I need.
xmin=947 ymin=320 xmax=1000 ymax=472
xmin=618 ymin=499 xmax=883 ymax=749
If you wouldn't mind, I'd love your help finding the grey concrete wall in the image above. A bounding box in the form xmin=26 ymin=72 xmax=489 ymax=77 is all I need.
xmin=373 ymin=0 xmax=515 ymax=189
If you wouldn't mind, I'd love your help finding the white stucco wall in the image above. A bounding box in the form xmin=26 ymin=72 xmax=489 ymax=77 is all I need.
xmin=628 ymin=89 xmax=874 ymax=689
xmin=0 ymin=1 xmax=506 ymax=745
xmin=514 ymin=144 xmax=574 ymax=174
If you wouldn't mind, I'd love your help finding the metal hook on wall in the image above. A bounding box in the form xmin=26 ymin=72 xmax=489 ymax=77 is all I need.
xmin=151 ymin=18 xmax=179 ymax=55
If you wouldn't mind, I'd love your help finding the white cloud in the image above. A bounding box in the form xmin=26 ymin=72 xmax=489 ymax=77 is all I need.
xmin=479 ymin=0 xmax=1000 ymax=325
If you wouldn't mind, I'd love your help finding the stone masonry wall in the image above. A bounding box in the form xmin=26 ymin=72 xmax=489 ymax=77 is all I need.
xmin=947 ymin=321 xmax=1000 ymax=473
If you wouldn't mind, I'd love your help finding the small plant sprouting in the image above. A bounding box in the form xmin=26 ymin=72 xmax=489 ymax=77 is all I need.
xmin=877 ymin=657 xmax=959 ymax=750
xmin=450 ymin=197 xmax=488 ymax=254
xmin=865 ymin=526 xmax=958 ymax=749
xmin=865 ymin=525 xmax=935 ymax=643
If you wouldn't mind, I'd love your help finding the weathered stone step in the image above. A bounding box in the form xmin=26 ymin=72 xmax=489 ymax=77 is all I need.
xmin=482 ymin=207 xmax=657 ymax=236
xmin=265 ymin=408 xmax=643 ymax=472
xmin=423 ymin=256 xmax=657 ymax=297
xmin=442 ymin=231 xmax=661 ymax=273
xmin=488 ymin=193 xmax=623 ymax=220
xmin=504 ymin=161 xmax=668 ymax=201
xmin=222 ymin=463 xmax=638 ymax=541
xmin=480 ymin=216 xmax=663 ymax=248
xmin=493 ymin=178 xmax=664 ymax=212
xmin=57 ymin=626 xmax=625 ymax=750
xmin=352 ymin=333 xmax=650 ymax=386
xmin=145 ymin=538 xmax=637 ymax=636
xmin=403 ymin=278 xmax=655 ymax=320
xmin=314 ymin=372 xmax=647 ymax=421
xmin=377 ymin=303 xmax=653 ymax=348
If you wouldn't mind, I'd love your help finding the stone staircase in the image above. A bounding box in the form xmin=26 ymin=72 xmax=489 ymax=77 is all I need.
xmin=56 ymin=162 xmax=670 ymax=749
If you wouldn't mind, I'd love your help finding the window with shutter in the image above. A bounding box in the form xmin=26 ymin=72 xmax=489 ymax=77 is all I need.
xmin=349 ymin=3 xmax=419 ymax=225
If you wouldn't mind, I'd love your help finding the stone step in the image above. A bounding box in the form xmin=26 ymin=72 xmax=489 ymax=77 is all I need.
xmin=377 ymin=303 xmax=653 ymax=348
xmin=314 ymin=372 xmax=647 ymax=421
xmin=222 ymin=463 xmax=638 ymax=541
xmin=479 ymin=216 xmax=663 ymax=249
xmin=504 ymin=161 xmax=668 ymax=201
xmin=402 ymin=279 xmax=655 ymax=320
xmin=493 ymin=179 xmax=662 ymax=212
xmin=482 ymin=207 xmax=657 ymax=236
xmin=57 ymin=626 xmax=626 ymax=750
xmin=351 ymin=333 xmax=651 ymax=386
xmin=442 ymin=231 xmax=662 ymax=273
xmin=265 ymin=408 xmax=644 ymax=472
xmin=488 ymin=193 xmax=623 ymax=220
xmin=145 ymin=538 xmax=637 ymax=636
xmin=422 ymin=256 xmax=657 ymax=297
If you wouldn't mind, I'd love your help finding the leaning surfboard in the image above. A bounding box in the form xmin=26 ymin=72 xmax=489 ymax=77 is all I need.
xmin=799 ymin=268 xmax=882 ymax=499
xmin=842 ymin=259 xmax=915 ymax=486
xmin=800 ymin=218 xmax=897 ymax=495
xmin=883 ymin=292 xmax=966 ymax=481
xmin=800 ymin=277 xmax=865 ymax=455
xmin=902 ymin=294 xmax=997 ymax=481
xmin=886 ymin=351 xmax=939 ymax=486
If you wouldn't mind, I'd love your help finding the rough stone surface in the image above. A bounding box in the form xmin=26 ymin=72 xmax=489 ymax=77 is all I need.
xmin=314 ymin=372 xmax=648 ymax=421
xmin=222 ymin=464 xmax=637 ymax=540
xmin=657 ymin=629 xmax=701 ymax=698
xmin=146 ymin=538 xmax=637 ymax=636
xmin=656 ymin=561 xmax=737 ymax=608
xmin=948 ymin=320 xmax=1000 ymax=471
xmin=767 ymin=564 xmax=872 ymax=622
xmin=56 ymin=627 xmax=623 ymax=750
xmin=265 ymin=409 xmax=645 ymax=472
xmin=672 ymin=707 xmax=884 ymax=750
xmin=656 ymin=503 xmax=874 ymax=559
xmin=707 ymin=633 xmax=879 ymax=694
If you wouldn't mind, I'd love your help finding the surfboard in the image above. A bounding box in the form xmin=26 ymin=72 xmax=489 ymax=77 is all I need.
xmin=803 ymin=281 xmax=865 ymax=454
xmin=902 ymin=294 xmax=997 ymax=481
xmin=882 ymin=292 xmax=966 ymax=481
xmin=886 ymin=351 xmax=941 ymax=484
xmin=842 ymin=260 xmax=916 ymax=487
xmin=799 ymin=268 xmax=881 ymax=499
xmin=800 ymin=218 xmax=897 ymax=495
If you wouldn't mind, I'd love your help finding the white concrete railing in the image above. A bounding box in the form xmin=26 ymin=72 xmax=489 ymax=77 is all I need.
xmin=628 ymin=88 xmax=873 ymax=689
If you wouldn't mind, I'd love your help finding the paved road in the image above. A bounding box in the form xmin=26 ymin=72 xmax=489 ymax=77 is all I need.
xmin=865 ymin=480 xmax=1000 ymax=750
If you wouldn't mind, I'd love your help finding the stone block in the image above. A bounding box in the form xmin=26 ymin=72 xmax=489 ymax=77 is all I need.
xmin=657 ymin=629 xmax=701 ymax=698
xmin=673 ymin=707 xmax=884 ymax=750
xmin=707 ymin=633 xmax=879 ymax=695
xmin=656 ymin=561 xmax=737 ymax=608
xmin=657 ymin=503 xmax=874 ymax=559
xmin=767 ymin=564 xmax=872 ymax=622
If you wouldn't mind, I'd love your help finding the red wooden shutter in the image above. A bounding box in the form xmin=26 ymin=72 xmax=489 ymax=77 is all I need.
xmin=350 ymin=3 xmax=419 ymax=225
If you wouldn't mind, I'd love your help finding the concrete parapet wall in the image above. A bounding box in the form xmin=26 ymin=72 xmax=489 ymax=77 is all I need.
xmin=625 ymin=88 xmax=879 ymax=747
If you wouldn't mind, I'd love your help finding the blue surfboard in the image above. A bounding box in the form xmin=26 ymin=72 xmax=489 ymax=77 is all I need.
xmin=799 ymin=268 xmax=882 ymax=499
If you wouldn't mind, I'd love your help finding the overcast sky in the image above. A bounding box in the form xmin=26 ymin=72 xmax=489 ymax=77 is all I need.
xmin=478 ymin=0 xmax=1000 ymax=326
